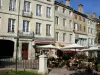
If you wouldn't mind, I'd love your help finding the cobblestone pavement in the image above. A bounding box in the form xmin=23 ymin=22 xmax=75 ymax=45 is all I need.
xmin=48 ymin=68 xmax=100 ymax=75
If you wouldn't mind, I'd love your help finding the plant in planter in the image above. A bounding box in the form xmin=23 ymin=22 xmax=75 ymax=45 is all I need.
xmin=97 ymin=64 xmax=100 ymax=71
xmin=94 ymin=57 xmax=100 ymax=71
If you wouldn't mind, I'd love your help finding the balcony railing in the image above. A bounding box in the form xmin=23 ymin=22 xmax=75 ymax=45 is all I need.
xmin=22 ymin=10 xmax=33 ymax=18
xmin=75 ymin=34 xmax=79 ymax=40
xmin=19 ymin=31 xmax=34 ymax=38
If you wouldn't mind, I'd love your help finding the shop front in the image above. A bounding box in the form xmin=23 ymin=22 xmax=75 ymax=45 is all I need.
xmin=32 ymin=37 xmax=55 ymax=59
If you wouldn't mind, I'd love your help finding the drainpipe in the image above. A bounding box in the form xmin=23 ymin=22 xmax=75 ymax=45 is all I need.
xmin=54 ymin=2 xmax=56 ymax=44
xmin=16 ymin=0 xmax=21 ymax=73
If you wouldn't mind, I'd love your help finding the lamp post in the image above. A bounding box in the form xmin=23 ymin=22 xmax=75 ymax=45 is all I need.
xmin=16 ymin=0 xmax=21 ymax=73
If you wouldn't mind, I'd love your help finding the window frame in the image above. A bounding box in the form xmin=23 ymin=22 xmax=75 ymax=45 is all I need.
xmin=36 ymin=22 xmax=41 ymax=35
xmin=8 ymin=18 xmax=15 ymax=33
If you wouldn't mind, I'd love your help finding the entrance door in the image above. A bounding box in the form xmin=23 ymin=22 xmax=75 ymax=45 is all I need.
xmin=22 ymin=43 xmax=28 ymax=60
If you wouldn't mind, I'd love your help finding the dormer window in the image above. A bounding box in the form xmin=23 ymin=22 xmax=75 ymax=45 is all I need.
xmin=75 ymin=14 xmax=77 ymax=19
xmin=69 ymin=11 xmax=71 ymax=15
xmin=55 ymin=6 xmax=58 ymax=11
xmin=47 ymin=0 xmax=51 ymax=2
xmin=63 ymin=8 xmax=65 ymax=13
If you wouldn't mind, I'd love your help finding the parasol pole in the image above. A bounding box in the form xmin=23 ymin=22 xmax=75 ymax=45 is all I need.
xmin=75 ymin=48 xmax=76 ymax=59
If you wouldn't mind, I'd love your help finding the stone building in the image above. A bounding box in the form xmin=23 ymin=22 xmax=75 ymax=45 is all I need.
xmin=86 ymin=12 xmax=97 ymax=47
xmin=73 ymin=4 xmax=87 ymax=47
xmin=0 ymin=0 xmax=55 ymax=60
xmin=54 ymin=0 xmax=74 ymax=47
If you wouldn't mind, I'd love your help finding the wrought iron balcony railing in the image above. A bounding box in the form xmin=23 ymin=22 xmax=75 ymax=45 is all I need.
xmin=22 ymin=10 xmax=33 ymax=18
xmin=19 ymin=31 xmax=34 ymax=38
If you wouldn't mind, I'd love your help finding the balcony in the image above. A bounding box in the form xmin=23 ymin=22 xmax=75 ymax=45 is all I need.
xmin=22 ymin=10 xmax=33 ymax=18
xmin=75 ymin=34 xmax=79 ymax=40
xmin=19 ymin=31 xmax=34 ymax=38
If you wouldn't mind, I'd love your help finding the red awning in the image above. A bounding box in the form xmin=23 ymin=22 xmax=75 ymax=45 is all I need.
xmin=63 ymin=51 xmax=76 ymax=54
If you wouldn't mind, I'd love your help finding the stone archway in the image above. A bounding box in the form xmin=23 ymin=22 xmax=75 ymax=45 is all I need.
xmin=0 ymin=39 xmax=14 ymax=59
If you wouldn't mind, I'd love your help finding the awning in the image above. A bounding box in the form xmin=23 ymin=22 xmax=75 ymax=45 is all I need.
xmin=32 ymin=41 xmax=55 ymax=45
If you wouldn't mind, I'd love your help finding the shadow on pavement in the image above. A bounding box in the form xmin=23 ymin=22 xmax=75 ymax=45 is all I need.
xmin=70 ymin=71 xmax=100 ymax=75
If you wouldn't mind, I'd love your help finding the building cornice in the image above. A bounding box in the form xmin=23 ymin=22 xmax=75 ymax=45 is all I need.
xmin=73 ymin=10 xmax=87 ymax=18
xmin=55 ymin=1 xmax=73 ymax=11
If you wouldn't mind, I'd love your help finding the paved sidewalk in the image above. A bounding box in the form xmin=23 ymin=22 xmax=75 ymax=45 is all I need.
xmin=48 ymin=68 xmax=100 ymax=75
xmin=48 ymin=68 xmax=75 ymax=75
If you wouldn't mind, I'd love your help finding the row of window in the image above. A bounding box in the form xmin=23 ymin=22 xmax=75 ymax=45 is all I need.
xmin=78 ymin=39 xmax=87 ymax=46
xmin=8 ymin=18 xmax=51 ymax=36
xmin=74 ymin=23 xmax=86 ymax=32
xmin=55 ymin=6 xmax=72 ymax=16
xmin=55 ymin=32 xmax=72 ymax=42
xmin=55 ymin=16 xmax=72 ymax=27
xmin=88 ymin=27 xmax=94 ymax=34
xmin=88 ymin=20 xmax=95 ymax=25
xmin=75 ymin=14 xmax=85 ymax=22
xmin=88 ymin=38 xmax=94 ymax=45
xmin=0 ymin=0 xmax=51 ymax=18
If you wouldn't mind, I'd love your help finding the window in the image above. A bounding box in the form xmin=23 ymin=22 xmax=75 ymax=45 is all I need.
xmin=69 ymin=11 xmax=71 ymax=15
xmin=55 ymin=16 xmax=59 ymax=25
xmin=36 ymin=22 xmax=41 ymax=35
xmin=91 ymin=38 xmax=93 ymax=45
xmin=23 ymin=20 xmax=29 ymax=32
xmin=69 ymin=20 xmax=72 ymax=28
xmin=80 ymin=24 xmax=82 ymax=31
xmin=79 ymin=16 xmax=81 ymax=21
xmin=9 ymin=0 xmax=16 ymax=11
xmin=24 ymin=1 xmax=30 ymax=12
xmin=63 ymin=8 xmax=65 ymax=13
xmin=36 ymin=4 xmax=42 ymax=16
xmin=46 ymin=7 xmax=51 ymax=18
xmin=70 ymin=34 xmax=72 ymax=42
xmin=56 ymin=32 xmax=59 ymax=41
xmin=91 ymin=28 xmax=92 ymax=34
xmin=90 ymin=21 xmax=92 ymax=25
xmin=88 ymin=38 xmax=90 ymax=45
xmin=46 ymin=24 xmax=51 ymax=36
xmin=63 ymin=33 xmax=66 ymax=41
xmin=55 ymin=6 xmax=58 ymax=11
xmin=47 ymin=0 xmax=51 ymax=1
xmin=83 ymin=17 xmax=85 ymax=22
xmin=74 ymin=23 xmax=78 ymax=30
xmin=0 ymin=0 xmax=2 ymax=8
xmin=88 ymin=27 xmax=90 ymax=33
xmin=75 ymin=14 xmax=77 ymax=19
xmin=8 ymin=18 xmax=15 ymax=32
xmin=63 ymin=18 xmax=66 ymax=26
xmin=88 ymin=20 xmax=90 ymax=24
xmin=0 ymin=17 xmax=1 ymax=28
xmin=84 ymin=26 xmax=86 ymax=32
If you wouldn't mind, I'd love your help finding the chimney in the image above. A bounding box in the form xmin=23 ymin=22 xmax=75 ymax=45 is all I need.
xmin=87 ymin=12 xmax=91 ymax=18
xmin=66 ymin=0 xmax=70 ymax=6
xmin=92 ymin=13 xmax=96 ymax=18
xmin=78 ymin=4 xmax=83 ymax=13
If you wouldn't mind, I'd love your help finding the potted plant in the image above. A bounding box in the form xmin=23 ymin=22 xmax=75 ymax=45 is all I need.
xmin=97 ymin=64 xmax=100 ymax=71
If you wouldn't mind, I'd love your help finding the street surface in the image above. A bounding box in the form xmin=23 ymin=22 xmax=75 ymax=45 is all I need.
xmin=48 ymin=68 xmax=100 ymax=75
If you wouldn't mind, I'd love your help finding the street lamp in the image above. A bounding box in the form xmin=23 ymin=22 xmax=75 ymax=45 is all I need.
xmin=16 ymin=0 xmax=21 ymax=73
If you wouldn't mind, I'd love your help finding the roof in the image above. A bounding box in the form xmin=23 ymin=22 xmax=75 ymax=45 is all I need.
xmin=55 ymin=1 xmax=73 ymax=11
xmin=73 ymin=10 xmax=87 ymax=18
xmin=93 ymin=18 xmax=100 ymax=22
xmin=55 ymin=1 xmax=87 ymax=18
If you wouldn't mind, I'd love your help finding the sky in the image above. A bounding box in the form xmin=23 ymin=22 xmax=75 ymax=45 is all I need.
xmin=56 ymin=0 xmax=100 ymax=18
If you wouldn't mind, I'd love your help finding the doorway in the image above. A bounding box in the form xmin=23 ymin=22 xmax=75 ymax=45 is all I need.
xmin=22 ymin=43 xmax=29 ymax=60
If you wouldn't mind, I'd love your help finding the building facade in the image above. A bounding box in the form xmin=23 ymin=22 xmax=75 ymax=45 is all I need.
xmin=86 ymin=12 xmax=97 ymax=47
xmin=73 ymin=4 xmax=87 ymax=47
xmin=54 ymin=0 xmax=74 ymax=47
xmin=0 ymin=0 xmax=55 ymax=60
